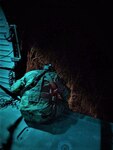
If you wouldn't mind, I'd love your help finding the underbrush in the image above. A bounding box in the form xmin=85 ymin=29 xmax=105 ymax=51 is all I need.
xmin=25 ymin=47 xmax=109 ymax=121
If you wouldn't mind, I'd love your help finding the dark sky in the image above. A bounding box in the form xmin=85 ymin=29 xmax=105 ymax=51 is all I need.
xmin=1 ymin=1 xmax=113 ymax=97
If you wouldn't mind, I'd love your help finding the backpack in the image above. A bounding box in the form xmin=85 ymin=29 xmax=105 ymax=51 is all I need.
xmin=20 ymin=64 xmax=71 ymax=123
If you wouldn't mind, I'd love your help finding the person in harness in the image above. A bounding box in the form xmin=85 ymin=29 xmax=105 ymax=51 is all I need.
xmin=10 ymin=64 xmax=71 ymax=124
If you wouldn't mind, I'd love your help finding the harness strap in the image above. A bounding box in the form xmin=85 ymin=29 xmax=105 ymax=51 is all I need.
xmin=45 ymin=73 xmax=62 ymax=100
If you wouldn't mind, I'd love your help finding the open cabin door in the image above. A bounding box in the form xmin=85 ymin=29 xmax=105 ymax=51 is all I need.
xmin=0 ymin=6 xmax=113 ymax=150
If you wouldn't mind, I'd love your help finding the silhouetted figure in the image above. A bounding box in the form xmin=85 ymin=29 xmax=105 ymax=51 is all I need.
xmin=11 ymin=64 xmax=70 ymax=124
